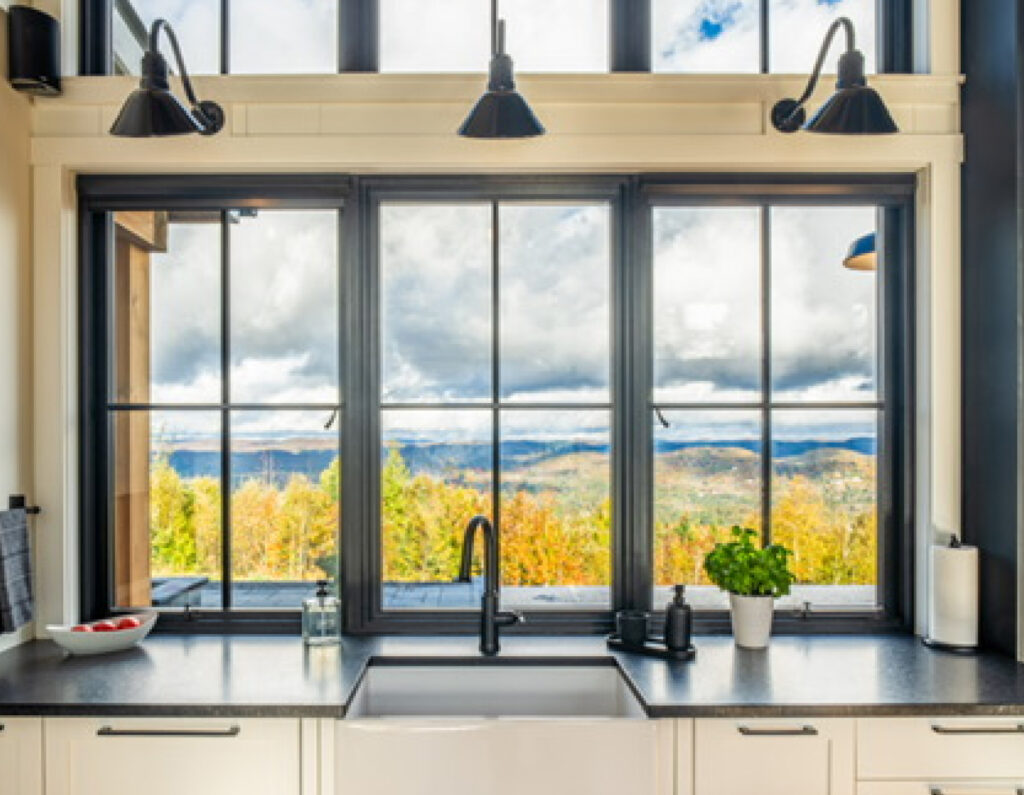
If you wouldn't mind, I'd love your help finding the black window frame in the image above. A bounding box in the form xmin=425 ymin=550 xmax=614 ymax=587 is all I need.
xmin=80 ymin=0 xmax=914 ymax=76
xmin=79 ymin=175 xmax=351 ymax=633
xmin=78 ymin=173 xmax=914 ymax=636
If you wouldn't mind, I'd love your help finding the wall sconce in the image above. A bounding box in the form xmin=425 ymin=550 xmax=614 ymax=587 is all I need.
xmin=458 ymin=2 xmax=544 ymax=139
xmin=110 ymin=19 xmax=224 ymax=137
xmin=771 ymin=17 xmax=897 ymax=135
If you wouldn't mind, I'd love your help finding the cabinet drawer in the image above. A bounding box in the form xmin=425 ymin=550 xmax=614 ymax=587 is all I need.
xmin=0 ymin=717 xmax=43 ymax=795
xmin=858 ymin=718 xmax=1024 ymax=780
xmin=695 ymin=718 xmax=854 ymax=795
xmin=860 ymin=784 xmax=1024 ymax=795
xmin=44 ymin=717 xmax=300 ymax=795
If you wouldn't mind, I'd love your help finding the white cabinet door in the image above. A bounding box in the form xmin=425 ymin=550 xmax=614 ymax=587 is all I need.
xmin=44 ymin=717 xmax=301 ymax=795
xmin=333 ymin=718 xmax=675 ymax=795
xmin=0 ymin=717 xmax=43 ymax=795
xmin=695 ymin=718 xmax=855 ymax=795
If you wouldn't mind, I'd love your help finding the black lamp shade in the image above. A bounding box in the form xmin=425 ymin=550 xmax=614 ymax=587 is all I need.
xmin=110 ymin=87 xmax=204 ymax=137
xmin=843 ymin=232 xmax=877 ymax=271
xmin=805 ymin=86 xmax=898 ymax=135
xmin=458 ymin=90 xmax=545 ymax=139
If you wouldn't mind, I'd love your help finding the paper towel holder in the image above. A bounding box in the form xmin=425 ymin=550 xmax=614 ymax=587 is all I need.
xmin=923 ymin=533 xmax=978 ymax=655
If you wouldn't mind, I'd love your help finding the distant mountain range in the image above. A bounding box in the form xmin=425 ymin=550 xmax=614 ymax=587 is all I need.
xmin=163 ymin=437 xmax=875 ymax=487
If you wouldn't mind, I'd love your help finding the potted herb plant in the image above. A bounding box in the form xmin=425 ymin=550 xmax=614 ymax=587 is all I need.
xmin=703 ymin=527 xmax=796 ymax=649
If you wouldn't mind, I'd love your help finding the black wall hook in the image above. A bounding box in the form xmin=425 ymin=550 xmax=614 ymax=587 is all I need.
xmin=8 ymin=495 xmax=41 ymax=515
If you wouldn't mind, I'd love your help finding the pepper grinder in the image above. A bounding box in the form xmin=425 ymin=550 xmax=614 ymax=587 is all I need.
xmin=663 ymin=584 xmax=692 ymax=652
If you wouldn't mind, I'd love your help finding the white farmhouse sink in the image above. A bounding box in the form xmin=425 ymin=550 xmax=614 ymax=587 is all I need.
xmin=346 ymin=662 xmax=646 ymax=718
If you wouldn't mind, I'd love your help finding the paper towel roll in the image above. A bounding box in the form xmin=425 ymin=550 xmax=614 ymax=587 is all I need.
xmin=929 ymin=541 xmax=979 ymax=648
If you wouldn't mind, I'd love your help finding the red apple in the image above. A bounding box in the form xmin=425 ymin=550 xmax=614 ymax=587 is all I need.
xmin=115 ymin=617 xmax=141 ymax=630
xmin=92 ymin=620 xmax=117 ymax=632
xmin=71 ymin=624 xmax=92 ymax=632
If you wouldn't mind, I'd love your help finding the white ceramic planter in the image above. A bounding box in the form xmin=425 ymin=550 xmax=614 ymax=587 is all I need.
xmin=729 ymin=593 xmax=774 ymax=649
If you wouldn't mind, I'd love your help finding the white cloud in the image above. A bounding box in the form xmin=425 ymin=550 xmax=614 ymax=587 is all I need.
xmin=380 ymin=0 xmax=489 ymax=72
xmin=770 ymin=0 xmax=876 ymax=74
xmin=653 ymin=0 xmax=876 ymax=74
xmin=229 ymin=0 xmax=338 ymax=74
xmin=653 ymin=207 xmax=762 ymax=401
xmin=653 ymin=0 xmax=760 ymax=73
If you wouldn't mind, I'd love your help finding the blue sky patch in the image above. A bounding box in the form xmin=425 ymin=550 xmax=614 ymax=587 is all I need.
xmin=697 ymin=2 xmax=744 ymax=41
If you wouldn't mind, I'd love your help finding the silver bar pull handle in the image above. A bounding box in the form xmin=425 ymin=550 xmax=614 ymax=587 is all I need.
xmin=97 ymin=725 xmax=241 ymax=738
xmin=737 ymin=725 xmax=819 ymax=736
xmin=931 ymin=723 xmax=1024 ymax=735
xmin=0 ymin=723 xmax=5 ymax=733
xmin=929 ymin=789 xmax=1024 ymax=795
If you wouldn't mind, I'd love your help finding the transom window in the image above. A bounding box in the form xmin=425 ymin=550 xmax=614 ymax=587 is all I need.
xmin=79 ymin=175 xmax=913 ymax=633
xmin=94 ymin=0 xmax=899 ymax=76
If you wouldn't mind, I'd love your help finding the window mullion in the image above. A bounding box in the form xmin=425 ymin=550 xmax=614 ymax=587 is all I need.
xmin=339 ymin=0 xmax=379 ymax=72
xmin=491 ymin=201 xmax=502 ymax=560
xmin=760 ymin=0 xmax=769 ymax=74
xmin=760 ymin=204 xmax=772 ymax=545
xmin=624 ymin=179 xmax=652 ymax=610
xmin=220 ymin=0 xmax=230 ymax=74
xmin=610 ymin=0 xmax=651 ymax=72
xmin=219 ymin=211 xmax=232 ymax=610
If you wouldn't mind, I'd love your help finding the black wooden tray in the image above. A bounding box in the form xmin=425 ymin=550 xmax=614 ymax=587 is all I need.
xmin=607 ymin=634 xmax=696 ymax=662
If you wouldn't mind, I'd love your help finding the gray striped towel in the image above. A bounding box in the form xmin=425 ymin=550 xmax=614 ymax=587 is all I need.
xmin=0 ymin=508 xmax=33 ymax=633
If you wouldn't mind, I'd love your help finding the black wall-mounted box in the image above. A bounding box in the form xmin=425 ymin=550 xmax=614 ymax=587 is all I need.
xmin=7 ymin=5 xmax=61 ymax=96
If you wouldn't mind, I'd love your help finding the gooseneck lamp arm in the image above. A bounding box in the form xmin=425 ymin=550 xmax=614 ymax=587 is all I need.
xmin=151 ymin=21 xmax=197 ymax=115
xmin=148 ymin=19 xmax=222 ymax=132
xmin=771 ymin=16 xmax=858 ymax=133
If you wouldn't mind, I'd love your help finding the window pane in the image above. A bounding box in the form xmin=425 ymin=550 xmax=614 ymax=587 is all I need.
xmin=229 ymin=0 xmax=338 ymax=74
xmin=381 ymin=410 xmax=492 ymax=610
xmin=381 ymin=204 xmax=493 ymax=403
xmin=498 ymin=0 xmax=609 ymax=72
xmin=769 ymin=0 xmax=876 ymax=74
xmin=380 ymin=0 xmax=489 ymax=72
xmin=113 ymin=410 xmax=222 ymax=610
xmin=230 ymin=210 xmax=339 ymax=404
xmin=229 ymin=411 xmax=340 ymax=608
xmin=653 ymin=207 xmax=761 ymax=403
xmin=500 ymin=204 xmax=610 ymax=403
xmin=770 ymin=206 xmax=877 ymax=402
xmin=113 ymin=211 xmax=221 ymax=405
xmin=500 ymin=410 xmax=611 ymax=609
xmin=652 ymin=0 xmax=760 ymax=73
xmin=771 ymin=409 xmax=877 ymax=607
xmin=113 ymin=0 xmax=220 ymax=75
xmin=653 ymin=410 xmax=761 ymax=610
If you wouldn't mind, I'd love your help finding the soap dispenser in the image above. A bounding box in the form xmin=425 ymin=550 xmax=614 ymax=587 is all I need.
xmin=663 ymin=584 xmax=692 ymax=652
xmin=302 ymin=579 xmax=341 ymax=646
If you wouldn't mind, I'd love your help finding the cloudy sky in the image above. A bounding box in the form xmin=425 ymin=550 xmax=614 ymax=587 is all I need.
xmin=116 ymin=0 xmax=875 ymax=75
xmin=143 ymin=199 xmax=877 ymax=444
xmin=122 ymin=0 xmax=879 ymax=443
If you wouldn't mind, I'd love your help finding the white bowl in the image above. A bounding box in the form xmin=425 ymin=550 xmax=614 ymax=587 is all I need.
xmin=47 ymin=612 xmax=158 ymax=656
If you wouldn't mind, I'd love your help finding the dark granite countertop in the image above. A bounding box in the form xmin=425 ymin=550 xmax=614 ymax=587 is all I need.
xmin=2 ymin=633 xmax=1024 ymax=718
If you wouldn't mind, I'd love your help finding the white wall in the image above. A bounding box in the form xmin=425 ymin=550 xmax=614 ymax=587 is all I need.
xmin=0 ymin=3 xmax=38 ymax=653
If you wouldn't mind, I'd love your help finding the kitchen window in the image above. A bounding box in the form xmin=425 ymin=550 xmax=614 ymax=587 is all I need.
xmin=82 ymin=0 xmax=912 ymax=75
xmin=78 ymin=175 xmax=913 ymax=633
